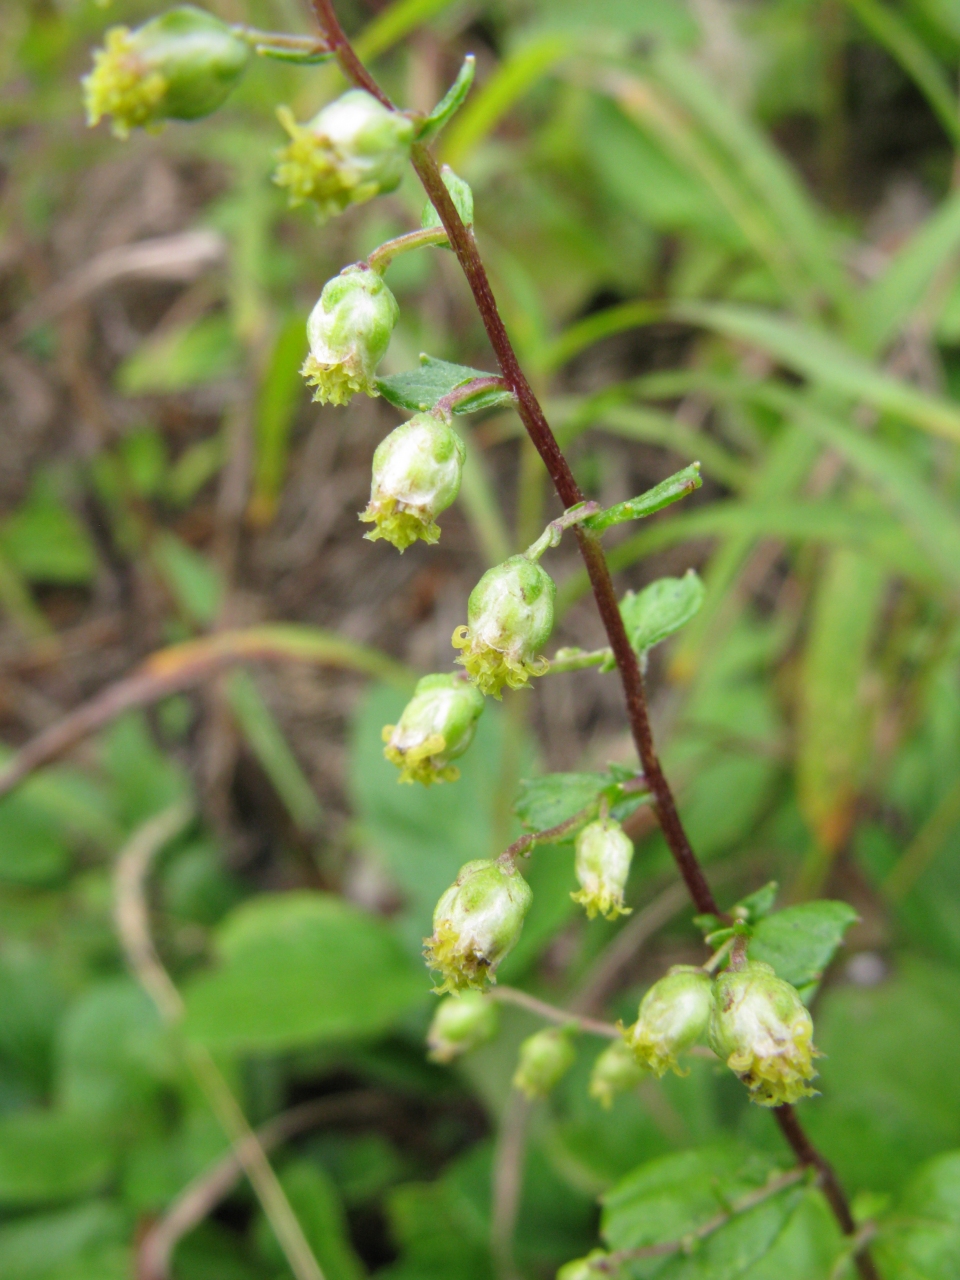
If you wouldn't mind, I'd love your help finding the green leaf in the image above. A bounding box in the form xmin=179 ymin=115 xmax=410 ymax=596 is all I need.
xmin=114 ymin=314 xmax=242 ymax=395
xmin=586 ymin=464 xmax=702 ymax=533
xmin=875 ymin=1150 xmax=960 ymax=1280
xmin=602 ymin=1144 xmax=805 ymax=1275
xmin=748 ymin=901 xmax=859 ymax=995
xmin=0 ymin=1111 xmax=115 ymax=1205
xmin=254 ymin=43 xmax=332 ymax=64
xmin=0 ymin=792 xmax=71 ymax=885
xmin=620 ymin=570 xmax=705 ymax=653
xmin=376 ymin=355 xmax=514 ymax=415
xmin=181 ymin=892 xmax=427 ymax=1052
xmin=0 ymin=1201 xmax=125 ymax=1280
xmin=0 ymin=476 xmax=96 ymax=586
xmin=151 ymin=533 xmax=223 ymax=627
xmin=417 ymin=56 xmax=476 ymax=142
xmin=421 ymin=166 xmax=474 ymax=232
xmin=513 ymin=773 xmax=612 ymax=832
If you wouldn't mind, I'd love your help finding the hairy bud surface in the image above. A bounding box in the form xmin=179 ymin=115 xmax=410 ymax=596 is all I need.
xmin=452 ymin=555 xmax=555 ymax=697
xmin=382 ymin=673 xmax=484 ymax=784
xmin=424 ymin=859 xmax=532 ymax=994
xmin=302 ymin=266 xmax=398 ymax=405
xmin=624 ymin=965 xmax=713 ymax=1077
xmin=571 ymin=817 xmax=634 ymax=920
xmin=361 ymin=414 xmax=465 ymax=551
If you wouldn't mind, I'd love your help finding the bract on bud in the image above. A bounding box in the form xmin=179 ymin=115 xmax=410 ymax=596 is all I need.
xmin=382 ymin=674 xmax=485 ymax=785
xmin=452 ymin=555 xmax=555 ymax=698
xmin=571 ymin=817 xmax=634 ymax=920
xmin=302 ymin=266 xmax=398 ymax=405
xmin=424 ymin=858 xmax=532 ymax=995
xmin=83 ymin=6 xmax=249 ymax=138
xmin=427 ymin=991 xmax=498 ymax=1064
xmin=513 ymin=1028 xmax=576 ymax=1099
xmin=557 ymin=1251 xmax=614 ymax=1280
xmin=361 ymin=414 xmax=465 ymax=551
xmin=588 ymin=1039 xmax=647 ymax=1109
xmin=274 ymin=89 xmax=414 ymax=220
xmin=710 ymin=960 xmax=820 ymax=1106
xmin=624 ymin=965 xmax=713 ymax=1077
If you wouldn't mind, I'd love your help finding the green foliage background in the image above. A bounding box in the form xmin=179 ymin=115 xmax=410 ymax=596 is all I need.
xmin=3 ymin=0 xmax=960 ymax=1275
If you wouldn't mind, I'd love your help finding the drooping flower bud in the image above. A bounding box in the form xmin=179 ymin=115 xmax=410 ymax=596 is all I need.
xmin=571 ymin=817 xmax=634 ymax=920
xmin=382 ymin=673 xmax=485 ymax=785
xmin=302 ymin=266 xmax=398 ymax=405
xmin=624 ymin=965 xmax=713 ymax=1077
xmin=513 ymin=1028 xmax=576 ymax=1099
xmin=274 ymin=89 xmax=414 ymax=220
xmin=710 ymin=960 xmax=820 ymax=1106
xmin=427 ymin=991 xmax=499 ymax=1064
xmin=83 ymin=6 xmax=250 ymax=138
xmin=557 ymin=1251 xmax=615 ymax=1280
xmin=360 ymin=414 xmax=465 ymax=551
xmin=452 ymin=555 xmax=555 ymax=698
xmin=588 ymin=1039 xmax=647 ymax=1109
xmin=424 ymin=858 xmax=533 ymax=995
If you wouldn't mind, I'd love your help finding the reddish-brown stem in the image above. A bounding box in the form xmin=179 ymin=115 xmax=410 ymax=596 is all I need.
xmin=307 ymin=4 xmax=875 ymax=1272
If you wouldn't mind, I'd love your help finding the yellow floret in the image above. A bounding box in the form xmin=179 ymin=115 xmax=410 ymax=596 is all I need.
xmin=83 ymin=27 xmax=167 ymax=138
xmin=451 ymin=626 xmax=549 ymax=699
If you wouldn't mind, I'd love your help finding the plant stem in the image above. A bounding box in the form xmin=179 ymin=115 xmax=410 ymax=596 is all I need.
xmin=306 ymin=5 xmax=879 ymax=1274
xmin=490 ymin=985 xmax=620 ymax=1039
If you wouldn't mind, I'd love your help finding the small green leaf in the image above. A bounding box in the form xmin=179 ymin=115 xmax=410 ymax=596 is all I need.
xmin=0 ymin=1111 xmax=116 ymax=1205
xmin=514 ymin=773 xmax=612 ymax=833
xmin=422 ymin=165 xmax=475 ymax=232
xmin=733 ymin=881 xmax=779 ymax=923
xmin=417 ymin=56 xmax=477 ymax=141
xmin=254 ymin=43 xmax=333 ymax=64
xmin=0 ymin=1201 xmax=125 ymax=1280
xmin=619 ymin=569 xmax=705 ymax=653
xmin=602 ymin=1144 xmax=800 ymax=1257
xmin=586 ymin=464 xmax=702 ymax=533
xmin=748 ymin=900 xmax=859 ymax=994
xmin=115 ymin=314 xmax=242 ymax=395
xmin=0 ymin=476 xmax=96 ymax=586
xmin=151 ymin=532 xmax=223 ymax=628
xmin=182 ymin=892 xmax=427 ymax=1052
xmin=376 ymin=354 xmax=513 ymax=414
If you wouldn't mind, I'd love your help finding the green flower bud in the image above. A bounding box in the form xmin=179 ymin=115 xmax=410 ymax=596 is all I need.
xmin=427 ymin=991 xmax=499 ymax=1064
xmin=83 ymin=6 xmax=250 ymax=138
xmin=624 ymin=965 xmax=713 ymax=1077
xmin=710 ymin=960 xmax=820 ymax=1107
xmin=361 ymin=414 xmax=465 ymax=551
xmin=571 ymin=817 xmax=634 ymax=921
xmin=383 ymin=673 xmax=485 ymax=785
xmin=513 ymin=1028 xmax=576 ymax=1099
xmin=557 ymin=1251 xmax=614 ymax=1280
xmin=424 ymin=858 xmax=533 ymax=995
xmin=302 ymin=266 xmax=398 ymax=405
xmin=274 ymin=89 xmax=415 ymax=220
xmin=588 ymin=1038 xmax=647 ymax=1109
xmin=452 ymin=555 xmax=555 ymax=698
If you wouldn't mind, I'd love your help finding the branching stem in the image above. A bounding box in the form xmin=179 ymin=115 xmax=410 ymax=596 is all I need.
xmin=306 ymin=6 xmax=878 ymax=1276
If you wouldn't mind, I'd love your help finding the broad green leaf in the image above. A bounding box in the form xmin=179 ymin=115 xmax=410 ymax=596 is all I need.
xmin=797 ymin=547 xmax=885 ymax=858
xmin=676 ymin=301 xmax=960 ymax=443
xmin=0 ymin=792 xmax=71 ymax=885
xmin=380 ymin=1166 xmax=492 ymax=1280
xmin=225 ymin=670 xmax=322 ymax=833
xmin=602 ymin=1144 xmax=805 ymax=1277
xmin=805 ymin=958 xmax=960 ymax=1190
xmin=114 ymin=314 xmax=241 ymax=395
xmin=748 ymin=901 xmax=859 ymax=996
xmin=620 ymin=570 xmax=705 ymax=653
xmin=255 ymin=1161 xmax=365 ymax=1280
xmin=182 ymin=892 xmax=427 ymax=1052
xmin=376 ymin=355 xmax=514 ymax=414
xmin=0 ymin=1110 xmax=115 ymax=1205
xmin=514 ymin=773 xmax=612 ymax=832
xmin=874 ymin=1150 xmax=960 ymax=1280
xmin=0 ymin=477 xmax=96 ymax=586
xmin=101 ymin=712 xmax=190 ymax=827
xmin=0 ymin=1201 xmax=125 ymax=1280
xmin=417 ymin=57 xmax=476 ymax=143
